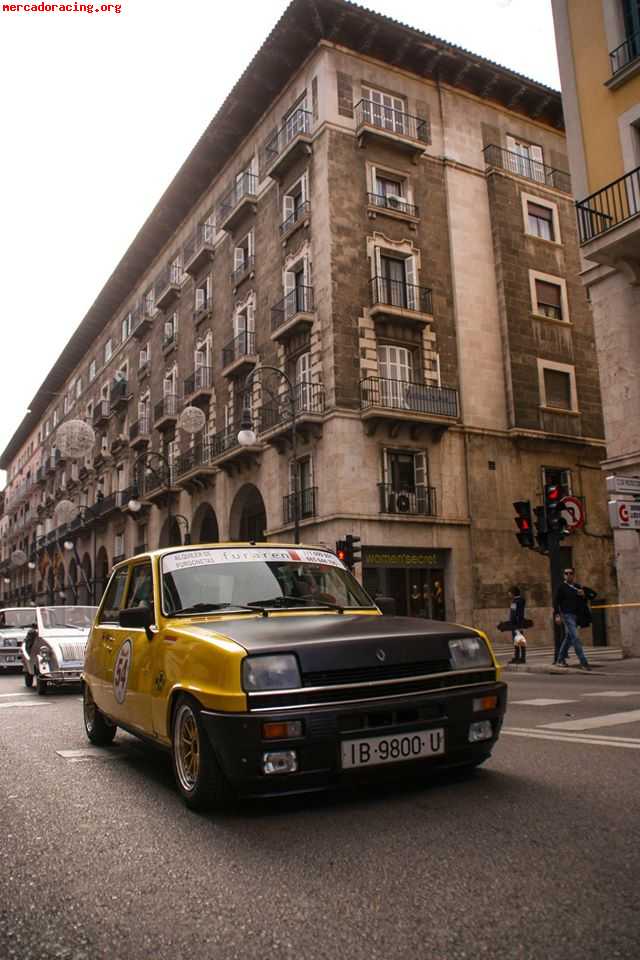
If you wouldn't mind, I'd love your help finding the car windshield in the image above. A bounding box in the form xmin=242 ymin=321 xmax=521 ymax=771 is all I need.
xmin=0 ymin=609 xmax=36 ymax=629
xmin=161 ymin=547 xmax=375 ymax=616
xmin=38 ymin=606 xmax=97 ymax=630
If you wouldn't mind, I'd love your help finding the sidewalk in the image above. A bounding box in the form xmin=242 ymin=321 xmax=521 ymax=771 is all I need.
xmin=497 ymin=646 xmax=640 ymax=677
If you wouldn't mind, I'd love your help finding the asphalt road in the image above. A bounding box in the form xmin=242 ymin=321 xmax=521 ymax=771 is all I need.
xmin=1 ymin=666 xmax=639 ymax=960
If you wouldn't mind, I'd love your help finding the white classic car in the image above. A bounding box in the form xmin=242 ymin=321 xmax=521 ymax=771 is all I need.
xmin=0 ymin=607 xmax=36 ymax=672
xmin=21 ymin=606 xmax=97 ymax=694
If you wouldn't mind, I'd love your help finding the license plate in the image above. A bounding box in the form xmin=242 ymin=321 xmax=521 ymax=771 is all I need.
xmin=341 ymin=727 xmax=445 ymax=769
xmin=2 ymin=655 xmax=15 ymax=663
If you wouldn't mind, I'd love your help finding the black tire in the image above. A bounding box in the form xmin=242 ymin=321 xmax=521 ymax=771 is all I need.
xmin=36 ymin=675 xmax=48 ymax=696
xmin=171 ymin=695 xmax=233 ymax=812
xmin=83 ymin=683 xmax=116 ymax=746
xmin=24 ymin=672 xmax=34 ymax=688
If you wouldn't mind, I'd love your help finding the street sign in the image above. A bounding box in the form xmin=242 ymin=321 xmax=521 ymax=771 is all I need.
xmin=606 ymin=475 xmax=640 ymax=496
xmin=608 ymin=499 xmax=640 ymax=529
xmin=560 ymin=495 xmax=585 ymax=530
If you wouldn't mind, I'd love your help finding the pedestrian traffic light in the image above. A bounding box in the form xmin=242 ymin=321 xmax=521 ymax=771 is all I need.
xmin=534 ymin=505 xmax=548 ymax=552
xmin=513 ymin=500 xmax=534 ymax=548
xmin=544 ymin=483 xmax=568 ymax=536
xmin=335 ymin=540 xmax=347 ymax=564
xmin=345 ymin=534 xmax=362 ymax=568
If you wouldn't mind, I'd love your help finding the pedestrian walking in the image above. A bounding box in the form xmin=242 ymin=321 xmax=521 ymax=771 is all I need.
xmin=508 ymin=586 xmax=527 ymax=663
xmin=553 ymin=567 xmax=596 ymax=669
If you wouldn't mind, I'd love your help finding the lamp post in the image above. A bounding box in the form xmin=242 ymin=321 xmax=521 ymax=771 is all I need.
xmin=62 ymin=500 xmax=102 ymax=604
xmin=237 ymin=365 xmax=300 ymax=545
xmin=128 ymin=451 xmax=176 ymax=547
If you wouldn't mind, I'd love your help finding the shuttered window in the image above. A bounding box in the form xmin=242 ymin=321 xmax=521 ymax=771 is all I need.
xmin=544 ymin=368 xmax=572 ymax=410
xmin=535 ymin=279 xmax=562 ymax=320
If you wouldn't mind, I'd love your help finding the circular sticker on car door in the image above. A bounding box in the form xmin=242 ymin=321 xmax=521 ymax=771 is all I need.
xmin=113 ymin=639 xmax=132 ymax=704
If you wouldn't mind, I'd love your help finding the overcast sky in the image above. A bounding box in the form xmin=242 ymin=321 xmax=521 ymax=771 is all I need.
xmin=0 ymin=0 xmax=561 ymax=485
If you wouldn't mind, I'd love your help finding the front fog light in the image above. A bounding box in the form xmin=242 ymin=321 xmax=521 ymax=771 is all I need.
xmin=262 ymin=750 xmax=298 ymax=775
xmin=468 ymin=720 xmax=493 ymax=743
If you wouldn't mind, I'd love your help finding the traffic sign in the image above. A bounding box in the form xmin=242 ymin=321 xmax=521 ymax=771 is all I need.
xmin=608 ymin=500 xmax=640 ymax=529
xmin=606 ymin=475 xmax=640 ymax=496
xmin=559 ymin=495 xmax=585 ymax=530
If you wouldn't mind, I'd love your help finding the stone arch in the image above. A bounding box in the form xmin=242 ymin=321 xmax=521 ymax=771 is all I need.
xmin=192 ymin=503 xmax=219 ymax=545
xmin=228 ymin=484 xmax=267 ymax=542
xmin=79 ymin=553 xmax=92 ymax=606
xmin=95 ymin=546 xmax=109 ymax=603
xmin=159 ymin=517 xmax=182 ymax=548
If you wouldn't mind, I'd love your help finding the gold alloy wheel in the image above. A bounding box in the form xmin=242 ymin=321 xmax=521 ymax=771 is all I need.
xmin=175 ymin=703 xmax=201 ymax=792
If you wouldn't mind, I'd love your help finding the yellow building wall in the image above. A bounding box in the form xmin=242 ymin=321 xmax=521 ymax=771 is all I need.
xmin=568 ymin=0 xmax=640 ymax=194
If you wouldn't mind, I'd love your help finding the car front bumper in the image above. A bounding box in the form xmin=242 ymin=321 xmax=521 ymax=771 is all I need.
xmin=39 ymin=667 xmax=84 ymax=685
xmin=200 ymin=680 xmax=507 ymax=798
xmin=0 ymin=651 xmax=21 ymax=669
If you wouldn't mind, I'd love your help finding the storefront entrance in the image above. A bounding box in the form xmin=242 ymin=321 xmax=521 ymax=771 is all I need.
xmin=362 ymin=546 xmax=449 ymax=620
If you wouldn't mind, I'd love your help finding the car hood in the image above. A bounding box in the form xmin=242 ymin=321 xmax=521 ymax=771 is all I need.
xmin=39 ymin=630 xmax=89 ymax=663
xmin=194 ymin=613 xmax=479 ymax=673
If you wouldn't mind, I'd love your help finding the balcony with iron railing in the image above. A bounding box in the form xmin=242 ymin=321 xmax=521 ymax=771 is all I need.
xmin=361 ymin=377 xmax=459 ymax=432
xmin=211 ymin=423 xmax=262 ymax=471
xmin=367 ymin=192 xmax=419 ymax=220
xmin=576 ymin=166 xmax=640 ymax=257
xmin=162 ymin=322 xmax=177 ymax=351
xmin=183 ymin=222 xmax=216 ymax=277
xmin=280 ymin=200 xmax=311 ymax=238
xmin=132 ymin=300 xmax=154 ymax=340
xmin=93 ymin=400 xmax=111 ymax=427
xmin=231 ymin=253 xmax=255 ymax=287
xmin=129 ymin=415 xmax=151 ymax=449
xmin=218 ymin=172 xmax=258 ymax=234
xmin=369 ymin=276 xmax=432 ymax=321
xmin=355 ymin=99 xmax=430 ymax=155
xmin=183 ymin=366 xmax=214 ymax=403
xmin=609 ymin=30 xmax=640 ymax=78
xmin=153 ymin=394 xmax=180 ymax=430
xmin=221 ymin=331 xmax=257 ymax=376
xmin=154 ymin=261 xmax=183 ymax=311
xmin=260 ymin=381 xmax=325 ymax=445
xmin=260 ymin=108 xmax=313 ymax=180
xmin=109 ymin=378 xmax=131 ymax=413
xmin=483 ymin=144 xmax=571 ymax=194
xmin=378 ymin=483 xmax=437 ymax=517
xmin=271 ymin=285 xmax=314 ymax=340
xmin=282 ymin=486 xmax=317 ymax=524
xmin=175 ymin=440 xmax=216 ymax=489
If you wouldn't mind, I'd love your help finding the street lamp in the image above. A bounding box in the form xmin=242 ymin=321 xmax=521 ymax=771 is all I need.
xmin=130 ymin=451 xmax=177 ymax=547
xmin=238 ymin=365 xmax=300 ymax=544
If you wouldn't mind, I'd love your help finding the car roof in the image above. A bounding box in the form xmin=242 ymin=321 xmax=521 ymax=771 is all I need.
xmin=115 ymin=542 xmax=338 ymax=566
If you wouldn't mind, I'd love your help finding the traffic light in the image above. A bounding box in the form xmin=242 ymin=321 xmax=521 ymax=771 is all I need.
xmin=513 ymin=500 xmax=534 ymax=548
xmin=544 ymin=483 xmax=568 ymax=536
xmin=345 ymin=534 xmax=362 ymax=569
xmin=335 ymin=540 xmax=347 ymax=564
xmin=534 ymin=505 xmax=548 ymax=552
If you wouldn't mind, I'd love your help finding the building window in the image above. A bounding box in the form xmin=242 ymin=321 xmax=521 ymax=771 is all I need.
xmin=121 ymin=312 xmax=132 ymax=341
xmin=542 ymin=466 xmax=572 ymax=498
xmin=362 ymin=86 xmax=406 ymax=133
xmin=163 ymin=313 xmax=178 ymax=348
xmin=538 ymin=360 xmax=578 ymax=412
xmin=381 ymin=448 xmax=429 ymax=514
xmin=75 ymin=377 xmax=82 ymax=399
xmin=195 ymin=276 xmax=211 ymax=314
xmin=89 ymin=359 xmax=96 ymax=382
xmin=104 ymin=338 xmax=113 ymax=363
xmin=282 ymin=174 xmax=308 ymax=231
xmin=233 ymin=231 xmax=254 ymax=280
xmin=506 ymin=135 xmax=545 ymax=182
xmin=530 ymin=271 xmax=569 ymax=323
xmin=373 ymin=248 xmax=419 ymax=308
xmin=527 ymin=201 xmax=554 ymax=241
xmin=139 ymin=345 xmax=149 ymax=369
xmin=114 ymin=531 xmax=124 ymax=557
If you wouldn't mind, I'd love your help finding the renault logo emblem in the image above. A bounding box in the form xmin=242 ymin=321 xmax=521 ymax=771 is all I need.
xmin=376 ymin=648 xmax=386 ymax=663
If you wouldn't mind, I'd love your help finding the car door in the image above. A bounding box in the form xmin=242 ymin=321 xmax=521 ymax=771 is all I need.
xmin=118 ymin=560 xmax=157 ymax=734
xmin=89 ymin=567 xmax=130 ymax=719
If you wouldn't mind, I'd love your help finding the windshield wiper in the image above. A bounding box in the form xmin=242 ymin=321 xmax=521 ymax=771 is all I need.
xmin=170 ymin=602 xmax=258 ymax=616
xmin=247 ymin=596 xmax=345 ymax=613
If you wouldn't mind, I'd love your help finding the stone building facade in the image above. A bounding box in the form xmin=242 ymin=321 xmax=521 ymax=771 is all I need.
xmin=0 ymin=0 xmax=616 ymax=645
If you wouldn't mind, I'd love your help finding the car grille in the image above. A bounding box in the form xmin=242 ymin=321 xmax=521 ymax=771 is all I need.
xmin=59 ymin=641 xmax=87 ymax=663
xmin=248 ymin=668 xmax=497 ymax=711
xmin=302 ymin=658 xmax=451 ymax=687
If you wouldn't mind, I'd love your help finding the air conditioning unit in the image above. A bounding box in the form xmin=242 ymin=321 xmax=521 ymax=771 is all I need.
xmin=396 ymin=493 xmax=411 ymax=513
xmin=386 ymin=194 xmax=404 ymax=209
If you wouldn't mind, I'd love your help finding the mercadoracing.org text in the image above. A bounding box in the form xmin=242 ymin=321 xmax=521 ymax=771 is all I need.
xmin=3 ymin=3 xmax=122 ymax=13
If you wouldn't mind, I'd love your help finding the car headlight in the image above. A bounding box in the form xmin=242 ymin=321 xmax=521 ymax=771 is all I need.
xmin=38 ymin=645 xmax=53 ymax=664
xmin=242 ymin=654 xmax=301 ymax=692
xmin=449 ymin=635 xmax=492 ymax=669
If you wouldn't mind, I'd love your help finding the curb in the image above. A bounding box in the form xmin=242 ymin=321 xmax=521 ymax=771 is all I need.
xmin=501 ymin=663 xmax=603 ymax=675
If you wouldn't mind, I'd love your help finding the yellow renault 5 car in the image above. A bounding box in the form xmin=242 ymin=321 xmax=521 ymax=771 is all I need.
xmin=82 ymin=544 xmax=506 ymax=810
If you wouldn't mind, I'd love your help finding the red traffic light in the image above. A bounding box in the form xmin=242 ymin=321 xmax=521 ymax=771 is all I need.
xmin=513 ymin=500 xmax=534 ymax=548
xmin=545 ymin=484 xmax=561 ymax=503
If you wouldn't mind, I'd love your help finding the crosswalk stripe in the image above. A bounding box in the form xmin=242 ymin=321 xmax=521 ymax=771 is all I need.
xmin=541 ymin=709 xmax=640 ymax=731
xmin=502 ymin=729 xmax=640 ymax=750
xmin=0 ymin=692 xmax=31 ymax=698
xmin=511 ymin=698 xmax=578 ymax=706
xmin=505 ymin=726 xmax=640 ymax=744
xmin=582 ymin=691 xmax=640 ymax=698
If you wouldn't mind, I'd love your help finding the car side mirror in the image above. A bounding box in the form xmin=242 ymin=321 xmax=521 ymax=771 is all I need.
xmin=375 ymin=596 xmax=397 ymax=616
xmin=119 ymin=607 xmax=154 ymax=630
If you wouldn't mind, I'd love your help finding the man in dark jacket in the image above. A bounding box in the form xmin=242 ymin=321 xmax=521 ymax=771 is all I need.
xmin=553 ymin=568 xmax=596 ymax=669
